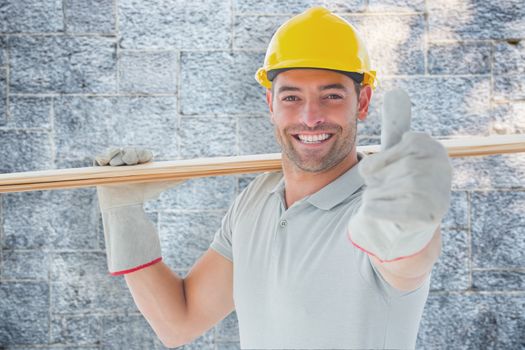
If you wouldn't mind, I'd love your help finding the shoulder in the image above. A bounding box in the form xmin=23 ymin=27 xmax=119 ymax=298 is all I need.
xmin=229 ymin=171 xmax=282 ymax=214
xmin=240 ymin=171 xmax=283 ymax=198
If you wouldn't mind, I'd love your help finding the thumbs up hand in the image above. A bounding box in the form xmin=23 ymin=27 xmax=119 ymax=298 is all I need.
xmin=348 ymin=88 xmax=452 ymax=262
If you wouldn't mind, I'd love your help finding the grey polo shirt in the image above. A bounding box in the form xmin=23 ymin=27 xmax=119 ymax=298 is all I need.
xmin=210 ymin=152 xmax=430 ymax=349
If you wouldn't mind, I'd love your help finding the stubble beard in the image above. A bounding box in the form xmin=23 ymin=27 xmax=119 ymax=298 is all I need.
xmin=274 ymin=117 xmax=358 ymax=173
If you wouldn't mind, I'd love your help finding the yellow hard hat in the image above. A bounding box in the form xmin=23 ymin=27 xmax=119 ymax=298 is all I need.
xmin=255 ymin=7 xmax=376 ymax=90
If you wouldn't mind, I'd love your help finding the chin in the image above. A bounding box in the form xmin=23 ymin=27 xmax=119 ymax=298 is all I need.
xmin=291 ymin=155 xmax=343 ymax=173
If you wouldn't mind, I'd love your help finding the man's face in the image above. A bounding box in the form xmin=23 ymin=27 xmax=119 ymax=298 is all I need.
xmin=266 ymin=69 xmax=371 ymax=173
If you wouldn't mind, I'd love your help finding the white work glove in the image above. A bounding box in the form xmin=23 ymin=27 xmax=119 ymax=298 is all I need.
xmin=94 ymin=147 xmax=183 ymax=275
xmin=93 ymin=146 xmax=153 ymax=167
xmin=348 ymin=88 xmax=452 ymax=262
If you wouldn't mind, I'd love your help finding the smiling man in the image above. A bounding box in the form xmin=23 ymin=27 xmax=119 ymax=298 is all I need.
xmin=95 ymin=6 xmax=452 ymax=349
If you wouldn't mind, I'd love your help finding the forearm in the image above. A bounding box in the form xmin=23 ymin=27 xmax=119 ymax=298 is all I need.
xmin=124 ymin=261 xmax=189 ymax=346
xmin=95 ymin=149 xmax=189 ymax=346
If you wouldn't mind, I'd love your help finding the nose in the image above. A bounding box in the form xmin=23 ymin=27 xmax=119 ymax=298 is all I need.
xmin=301 ymin=99 xmax=325 ymax=128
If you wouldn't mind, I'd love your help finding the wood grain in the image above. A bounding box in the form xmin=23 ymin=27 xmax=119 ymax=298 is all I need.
xmin=1 ymin=134 xmax=524 ymax=193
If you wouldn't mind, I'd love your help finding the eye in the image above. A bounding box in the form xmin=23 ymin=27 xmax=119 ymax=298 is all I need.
xmin=282 ymin=95 xmax=300 ymax=102
xmin=325 ymin=94 xmax=343 ymax=100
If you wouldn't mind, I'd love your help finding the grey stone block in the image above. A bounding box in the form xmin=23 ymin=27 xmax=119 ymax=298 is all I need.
xmin=64 ymin=0 xmax=115 ymax=33
xmin=160 ymin=210 xmax=224 ymax=268
xmin=50 ymin=314 xmax=102 ymax=345
xmin=102 ymin=314 xmax=215 ymax=349
xmin=494 ymin=75 xmax=525 ymax=100
xmin=215 ymin=311 xmax=239 ymax=341
xmin=417 ymin=294 xmax=525 ymax=349
xmin=429 ymin=229 xmax=469 ymax=291
xmin=119 ymin=51 xmax=177 ymax=94
xmin=234 ymin=15 xmax=284 ymax=50
xmin=0 ymin=0 xmax=64 ymax=33
xmin=473 ymin=270 xmax=525 ymax=291
xmin=0 ymin=130 xmax=53 ymax=174
xmin=119 ymin=0 xmax=230 ymax=50
xmin=471 ymin=191 xmax=525 ymax=268
xmin=344 ymin=14 xmax=425 ymax=76
xmin=491 ymin=101 xmax=525 ymax=135
xmin=428 ymin=42 xmax=491 ymax=75
xmin=494 ymin=41 xmax=525 ymax=74
xmin=7 ymin=97 xmax=52 ymax=129
xmin=102 ymin=314 xmax=166 ymax=349
xmin=452 ymin=153 xmax=525 ymax=190
xmin=179 ymin=117 xmax=237 ymax=158
xmin=180 ymin=51 xmax=267 ymax=115
xmin=161 ymin=176 xmax=237 ymax=211
xmin=324 ymin=0 xmax=367 ymax=12
xmin=97 ymin=209 xmax=106 ymax=251
xmin=367 ymin=0 xmax=424 ymax=12
xmin=9 ymin=36 xmax=117 ymax=94
xmin=0 ymin=36 xmax=7 ymax=66
xmin=181 ymin=329 xmax=216 ymax=350
xmin=356 ymin=135 xmax=380 ymax=146
xmin=2 ymin=250 xmax=49 ymax=280
xmin=5 ymin=347 xmax=99 ymax=350
xmin=360 ymin=76 xmax=491 ymax=137
xmin=3 ymin=188 xmax=99 ymax=250
xmin=0 ymin=68 xmax=6 ymax=126
xmin=239 ymin=116 xmax=280 ymax=155
xmin=54 ymin=96 xmax=178 ymax=168
xmin=216 ymin=342 xmax=241 ymax=350
xmin=442 ymin=191 xmax=468 ymax=229
xmin=428 ymin=0 xmax=525 ymax=40
xmin=0 ymin=282 xmax=49 ymax=345
xmin=233 ymin=0 xmax=325 ymax=14
xmin=50 ymin=252 xmax=137 ymax=313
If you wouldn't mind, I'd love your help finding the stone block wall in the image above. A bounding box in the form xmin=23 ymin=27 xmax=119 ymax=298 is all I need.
xmin=0 ymin=0 xmax=524 ymax=349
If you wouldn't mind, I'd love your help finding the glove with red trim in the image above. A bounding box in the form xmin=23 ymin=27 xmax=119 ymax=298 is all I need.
xmin=348 ymin=89 xmax=452 ymax=262
xmin=94 ymin=147 xmax=183 ymax=275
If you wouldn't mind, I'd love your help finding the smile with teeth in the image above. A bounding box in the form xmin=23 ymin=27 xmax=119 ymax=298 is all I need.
xmin=294 ymin=133 xmax=333 ymax=144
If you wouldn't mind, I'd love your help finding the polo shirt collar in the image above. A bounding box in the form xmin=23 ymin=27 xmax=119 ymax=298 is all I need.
xmin=269 ymin=174 xmax=285 ymax=195
xmin=269 ymin=152 xmax=366 ymax=211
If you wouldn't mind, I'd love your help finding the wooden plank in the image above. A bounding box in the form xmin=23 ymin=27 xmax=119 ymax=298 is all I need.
xmin=0 ymin=134 xmax=524 ymax=193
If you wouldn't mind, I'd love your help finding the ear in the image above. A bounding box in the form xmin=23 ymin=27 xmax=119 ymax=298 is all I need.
xmin=357 ymin=85 xmax=373 ymax=121
xmin=266 ymin=88 xmax=275 ymax=124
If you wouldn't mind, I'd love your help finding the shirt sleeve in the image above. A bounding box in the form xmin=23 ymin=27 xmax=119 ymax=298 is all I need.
xmin=210 ymin=198 xmax=236 ymax=262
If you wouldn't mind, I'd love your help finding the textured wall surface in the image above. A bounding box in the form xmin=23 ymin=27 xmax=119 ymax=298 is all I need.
xmin=1 ymin=0 xmax=524 ymax=349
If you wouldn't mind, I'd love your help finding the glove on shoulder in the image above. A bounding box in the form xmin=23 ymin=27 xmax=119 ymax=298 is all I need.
xmin=94 ymin=146 xmax=182 ymax=275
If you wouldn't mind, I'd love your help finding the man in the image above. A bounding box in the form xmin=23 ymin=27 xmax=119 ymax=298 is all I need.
xmin=95 ymin=7 xmax=452 ymax=349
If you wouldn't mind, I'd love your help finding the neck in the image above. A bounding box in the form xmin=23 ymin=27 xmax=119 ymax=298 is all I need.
xmin=281 ymin=150 xmax=359 ymax=209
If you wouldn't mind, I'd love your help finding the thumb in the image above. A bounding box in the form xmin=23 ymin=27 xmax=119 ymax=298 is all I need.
xmin=381 ymin=88 xmax=412 ymax=151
